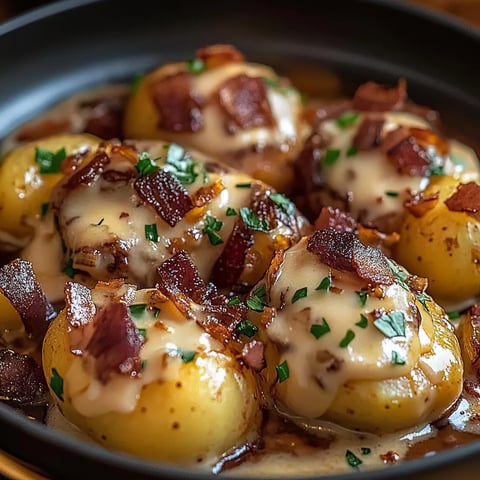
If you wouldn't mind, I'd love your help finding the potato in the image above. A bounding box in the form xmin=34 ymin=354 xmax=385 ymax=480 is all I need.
xmin=394 ymin=176 xmax=480 ymax=308
xmin=0 ymin=134 xmax=99 ymax=242
xmin=42 ymin=288 xmax=261 ymax=465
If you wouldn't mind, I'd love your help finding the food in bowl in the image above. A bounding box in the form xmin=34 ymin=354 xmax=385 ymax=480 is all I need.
xmin=1 ymin=44 xmax=480 ymax=476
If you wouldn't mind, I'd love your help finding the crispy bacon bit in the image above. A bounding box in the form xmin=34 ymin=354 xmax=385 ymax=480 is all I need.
xmin=404 ymin=190 xmax=439 ymax=218
xmin=196 ymin=44 xmax=245 ymax=68
xmin=0 ymin=349 xmax=48 ymax=404
xmin=306 ymin=229 xmax=394 ymax=286
xmin=410 ymin=127 xmax=449 ymax=156
xmin=353 ymin=79 xmax=407 ymax=112
xmin=191 ymin=179 xmax=225 ymax=207
xmin=406 ymin=275 xmax=429 ymax=294
xmin=210 ymin=223 xmax=254 ymax=288
xmin=302 ymin=99 xmax=352 ymax=125
xmin=380 ymin=451 xmax=400 ymax=464
xmin=0 ymin=259 xmax=56 ymax=341
xmin=387 ymin=132 xmax=430 ymax=176
xmin=314 ymin=207 xmax=357 ymax=233
xmin=464 ymin=379 xmax=480 ymax=398
xmin=219 ymin=74 xmax=274 ymax=133
xmin=352 ymin=117 xmax=385 ymax=150
xmin=134 ymin=170 xmax=193 ymax=227
xmin=82 ymin=95 xmax=126 ymax=140
xmin=60 ymin=148 xmax=92 ymax=175
xmin=150 ymin=71 xmax=203 ymax=132
xmin=444 ymin=182 xmax=480 ymax=220
xmin=64 ymin=151 xmax=111 ymax=191
xmin=242 ymin=340 xmax=265 ymax=371
xmin=86 ymin=302 xmax=144 ymax=383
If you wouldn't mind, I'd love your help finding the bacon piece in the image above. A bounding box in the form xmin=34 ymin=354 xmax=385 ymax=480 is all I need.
xmin=307 ymin=229 xmax=394 ymax=286
xmin=353 ymin=117 xmax=385 ymax=150
xmin=86 ymin=302 xmax=144 ymax=383
xmin=134 ymin=170 xmax=193 ymax=227
xmin=0 ymin=259 xmax=56 ymax=341
xmin=410 ymin=127 xmax=449 ymax=156
xmin=314 ymin=207 xmax=357 ymax=232
xmin=242 ymin=340 xmax=265 ymax=371
xmin=386 ymin=132 xmax=430 ymax=176
xmin=82 ymin=95 xmax=126 ymax=140
xmin=16 ymin=117 xmax=71 ymax=142
xmin=196 ymin=44 xmax=245 ymax=68
xmin=64 ymin=151 xmax=111 ymax=190
xmin=353 ymin=80 xmax=407 ymax=112
xmin=210 ymin=222 xmax=253 ymax=287
xmin=219 ymin=74 xmax=274 ymax=132
xmin=0 ymin=349 xmax=48 ymax=404
xmin=404 ymin=191 xmax=440 ymax=218
xmin=150 ymin=71 xmax=203 ymax=132
xmin=302 ymin=99 xmax=352 ymax=125
xmin=444 ymin=182 xmax=480 ymax=220
xmin=191 ymin=178 xmax=225 ymax=207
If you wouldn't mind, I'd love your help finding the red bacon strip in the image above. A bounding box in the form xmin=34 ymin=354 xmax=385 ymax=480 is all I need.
xmin=0 ymin=259 xmax=56 ymax=341
xmin=0 ymin=349 xmax=48 ymax=404
xmin=353 ymin=117 xmax=385 ymax=150
xmin=386 ymin=132 xmax=430 ymax=176
xmin=65 ymin=151 xmax=111 ymax=189
xmin=353 ymin=79 xmax=407 ymax=112
xmin=86 ymin=303 xmax=144 ymax=383
xmin=307 ymin=229 xmax=394 ymax=286
xmin=404 ymin=191 xmax=440 ymax=218
xmin=134 ymin=170 xmax=193 ymax=227
xmin=314 ymin=207 xmax=357 ymax=233
xmin=150 ymin=71 xmax=203 ymax=132
xmin=444 ymin=182 xmax=480 ymax=221
xmin=219 ymin=74 xmax=274 ymax=132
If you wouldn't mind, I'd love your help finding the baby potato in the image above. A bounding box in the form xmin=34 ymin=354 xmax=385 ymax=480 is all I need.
xmin=0 ymin=134 xmax=99 ymax=243
xmin=395 ymin=176 xmax=480 ymax=308
xmin=43 ymin=286 xmax=261 ymax=465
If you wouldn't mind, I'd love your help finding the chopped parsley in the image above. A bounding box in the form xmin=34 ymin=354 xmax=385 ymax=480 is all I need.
xmin=356 ymin=290 xmax=368 ymax=306
xmin=345 ymin=449 xmax=362 ymax=468
xmin=240 ymin=207 xmax=270 ymax=232
xmin=141 ymin=359 xmax=148 ymax=371
xmin=269 ymin=192 xmax=295 ymax=215
xmin=41 ymin=203 xmax=49 ymax=217
xmin=417 ymin=292 xmax=432 ymax=311
xmin=292 ymin=287 xmax=308 ymax=304
xmin=136 ymin=151 xmax=160 ymax=176
xmin=178 ymin=349 xmax=196 ymax=363
xmin=391 ymin=350 xmax=406 ymax=365
xmin=63 ymin=259 xmax=79 ymax=279
xmin=355 ymin=314 xmax=368 ymax=329
xmin=203 ymin=215 xmax=224 ymax=246
xmin=164 ymin=143 xmax=206 ymax=185
xmin=235 ymin=182 xmax=252 ymax=188
xmin=50 ymin=368 xmax=64 ymax=401
xmin=339 ymin=329 xmax=355 ymax=348
xmin=316 ymin=276 xmax=331 ymax=291
xmin=275 ymin=360 xmax=290 ymax=383
xmin=129 ymin=304 xmax=147 ymax=317
xmin=387 ymin=259 xmax=409 ymax=291
xmin=227 ymin=296 xmax=241 ymax=306
xmin=226 ymin=207 xmax=237 ymax=216
xmin=428 ymin=164 xmax=445 ymax=176
xmin=236 ymin=320 xmax=258 ymax=337
xmin=246 ymin=284 xmax=267 ymax=312
xmin=374 ymin=311 xmax=406 ymax=338
xmin=385 ymin=191 xmax=399 ymax=197
xmin=310 ymin=318 xmax=331 ymax=339
xmin=130 ymin=72 xmax=144 ymax=94
xmin=323 ymin=148 xmax=341 ymax=166
xmin=138 ymin=328 xmax=147 ymax=339
xmin=346 ymin=145 xmax=358 ymax=157
xmin=35 ymin=146 xmax=66 ymax=174
xmin=447 ymin=310 xmax=461 ymax=320
xmin=361 ymin=447 xmax=371 ymax=455
xmin=336 ymin=112 xmax=360 ymax=128
xmin=144 ymin=223 xmax=159 ymax=242
xmin=186 ymin=57 xmax=206 ymax=74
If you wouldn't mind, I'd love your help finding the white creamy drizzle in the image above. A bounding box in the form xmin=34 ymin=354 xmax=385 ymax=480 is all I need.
xmin=319 ymin=112 xmax=480 ymax=228
xmin=265 ymin=238 xmax=433 ymax=420
xmin=66 ymin=299 xmax=225 ymax=417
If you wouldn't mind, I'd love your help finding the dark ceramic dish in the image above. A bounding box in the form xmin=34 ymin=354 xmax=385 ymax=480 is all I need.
xmin=0 ymin=0 xmax=479 ymax=479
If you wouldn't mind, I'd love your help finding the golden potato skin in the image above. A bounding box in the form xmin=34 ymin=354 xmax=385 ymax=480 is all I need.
xmin=395 ymin=176 xmax=480 ymax=307
xmin=324 ymin=302 xmax=463 ymax=432
xmin=43 ymin=306 xmax=261 ymax=464
xmin=0 ymin=134 xmax=99 ymax=241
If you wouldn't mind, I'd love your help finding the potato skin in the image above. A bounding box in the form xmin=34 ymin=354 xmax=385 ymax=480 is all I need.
xmin=395 ymin=176 xmax=480 ymax=307
xmin=42 ymin=306 xmax=261 ymax=464
xmin=0 ymin=134 xmax=99 ymax=241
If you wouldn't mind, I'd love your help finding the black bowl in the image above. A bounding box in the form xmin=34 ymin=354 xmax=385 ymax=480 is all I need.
xmin=0 ymin=0 xmax=479 ymax=479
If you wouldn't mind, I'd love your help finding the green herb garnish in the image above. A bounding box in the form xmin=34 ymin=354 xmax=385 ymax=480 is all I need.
xmin=138 ymin=328 xmax=147 ymax=339
xmin=269 ymin=192 xmax=295 ymax=215
xmin=346 ymin=146 xmax=358 ymax=157
xmin=336 ymin=112 xmax=360 ymax=128
xmin=236 ymin=320 xmax=259 ymax=337
xmin=186 ymin=57 xmax=206 ymax=74
xmin=246 ymin=284 xmax=267 ymax=312
xmin=345 ymin=449 xmax=362 ymax=468
xmin=41 ymin=203 xmax=49 ymax=217
xmin=136 ymin=151 xmax=160 ymax=176
xmin=361 ymin=447 xmax=371 ymax=455
xmin=339 ymin=329 xmax=355 ymax=348
xmin=356 ymin=291 xmax=368 ymax=306
xmin=163 ymin=143 xmax=205 ymax=185
xmin=226 ymin=207 xmax=237 ymax=216
xmin=310 ymin=318 xmax=331 ymax=339
xmin=324 ymin=148 xmax=341 ymax=166
xmin=316 ymin=276 xmax=331 ymax=291
xmin=129 ymin=304 xmax=147 ymax=317
xmin=374 ymin=311 xmax=406 ymax=338
xmin=235 ymin=182 xmax=252 ymax=188
xmin=275 ymin=360 xmax=290 ymax=383
xmin=179 ymin=349 xmax=196 ymax=363
xmin=63 ymin=259 xmax=78 ymax=279
xmin=50 ymin=368 xmax=64 ymax=401
xmin=130 ymin=73 xmax=144 ymax=94
xmin=203 ymin=215 xmax=224 ymax=246
xmin=447 ymin=310 xmax=461 ymax=320
xmin=144 ymin=223 xmax=159 ymax=242
xmin=35 ymin=147 xmax=66 ymax=174
xmin=227 ymin=296 xmax=241 ymax=306
xmin=391 ymin=351 xmax=406 ymax=365
xmin=240 ymin=207 xmax=270 ymax=232
xmin=355 ymin=314 xmax=368 ymax=329
xmin=292 ymin=287 xmax=308 ymax=304
xmin=385 ymin=191 xmax=399 ymax=197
